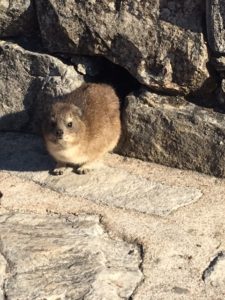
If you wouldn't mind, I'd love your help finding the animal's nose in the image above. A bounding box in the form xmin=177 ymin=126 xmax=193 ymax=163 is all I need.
xmin=56 ymin=129 xmax=63 ymax=137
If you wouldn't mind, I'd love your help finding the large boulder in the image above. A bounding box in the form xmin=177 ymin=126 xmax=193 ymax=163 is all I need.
xmin=206 ymin=0 xmax=225 ymax=53
xmin=35 ymin=0 xmax=211 ymax=95
xmin=0 ymin=0 xmax=37 ymax=37
xmin=0 ymin=41 xmax=83 ymax=132
xmin=119 ymin=89 xmax=225 ymax=177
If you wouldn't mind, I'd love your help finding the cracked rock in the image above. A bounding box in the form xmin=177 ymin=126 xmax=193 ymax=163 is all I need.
xmin=203 ymin=252 xmax=225 ymax=296
xmin=0 ymin=0 xmax=37 ymax=38
xmin=207 ymin=0 xmax=225 ymax=53
xmin=0 ymin=41 xmax=83 ymax=132
xmin=35 ymin=0 xmax=211 ymax=95
xmin=119 ymin=89 xmax=225 ymax=177
xmin=0 ymin=212 xmax=143 ymax=300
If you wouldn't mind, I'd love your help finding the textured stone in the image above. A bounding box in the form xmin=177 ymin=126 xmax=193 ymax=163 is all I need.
xmin=119 ymin=89 xmax=225 ymax=177
xmin=0 ymin=41 xmax=83 ymax=132
xmin=0 ymin=133 xmax=202 ymax=217
xmin=71 ymin=56 xmax=102 ymax=77
xmin=207 ymin=0 xmax=225 ymax=53
xmin=211 ymin=56 xmax=225 ymax=72
xmin=35 ymin=0 xmax=210 ymax=95
xmin=1 ymin=145 xmax=225 ymax=300
xmin=0 ymin=253 xmax=7 ymax=300
xmin=218 ymin=79 xmax=225 ymax=106
xmin=0 ymin=0 xmax=37 ymax=37
xmin=203 ymin=252 xmax=225 ymax=297
xmin=0 ymin=212 xmax=142 ymax=299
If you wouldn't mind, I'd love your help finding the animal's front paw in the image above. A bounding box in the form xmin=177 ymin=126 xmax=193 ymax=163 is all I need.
xmin=50 ymin=168 xmax=64 ymax=176
xmin=76 ymin=166 xmax=92 ymax=175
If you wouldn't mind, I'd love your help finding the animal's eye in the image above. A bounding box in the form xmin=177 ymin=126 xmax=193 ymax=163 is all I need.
xmin=67 ymin=122 xmax=73 ymax=128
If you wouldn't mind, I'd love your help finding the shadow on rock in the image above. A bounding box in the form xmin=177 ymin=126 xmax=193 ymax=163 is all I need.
xmin=159 ymin=0 xmax=204 ymax=33
xmin=0 ymin=132 xmax=54 ymax=172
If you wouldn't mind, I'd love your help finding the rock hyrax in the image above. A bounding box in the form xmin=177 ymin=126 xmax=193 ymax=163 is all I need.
xmin=42 ymin=83 xmax=121 ymax=175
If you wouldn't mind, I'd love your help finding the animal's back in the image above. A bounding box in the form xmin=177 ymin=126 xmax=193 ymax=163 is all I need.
xmin=66 ymin=83 xmax=121 ymax=153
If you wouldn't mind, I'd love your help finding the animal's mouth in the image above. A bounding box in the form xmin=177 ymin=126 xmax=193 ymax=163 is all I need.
xmin=56 ymin=136 xmax=63 ymax=140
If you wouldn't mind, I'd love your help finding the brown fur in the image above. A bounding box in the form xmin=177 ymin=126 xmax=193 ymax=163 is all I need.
xmin=42 ymin=83 xmax=121 ymax=174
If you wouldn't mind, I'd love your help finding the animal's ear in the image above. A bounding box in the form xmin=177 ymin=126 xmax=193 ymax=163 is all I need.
xmin=71 ymin=105 xmax=82 ymax=118
xmin=76 ymin=107 xmax=82 ymax=117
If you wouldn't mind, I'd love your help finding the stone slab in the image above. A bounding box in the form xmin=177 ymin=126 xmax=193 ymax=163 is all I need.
xmin=1 ymin=149 xmax=225 ymax=300
xmin=0 ymin=133 xmax=202 ymax=217
xmin=0 ymin=212 xmax=142 ymax=299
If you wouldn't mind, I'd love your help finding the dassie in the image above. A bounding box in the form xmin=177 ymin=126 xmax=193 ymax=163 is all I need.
xmin=42 ymin=83 xmax=121 ymax=175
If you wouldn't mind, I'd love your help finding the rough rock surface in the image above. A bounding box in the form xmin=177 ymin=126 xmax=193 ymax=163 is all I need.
xmin=120 ymin=89 xmax=225 ymax=177
xmin=1 ymin=134 xmax=225 ymax=299
xmin=207 ymin=0 xmax=225 ymax=53
xmin=0 ymin=212 xmax=142 ymax=299
xmin=0 ymin=41 xmax=83 ymax=131
xmin=0 ymin=133 xmax=202 ymax=217
xmin=35 ymin=0 xmax=210 ymax=94
xmin=0 ymin=0 xmax=37 ymax=38
xmin=203 ymin=252 xmax=225 ymax=297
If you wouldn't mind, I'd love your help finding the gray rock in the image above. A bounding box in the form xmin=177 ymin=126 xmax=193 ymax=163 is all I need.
xmin=0 ymin=0 xmax=37 ymax=37
xmin=71 ymin=56 xmax=102 ymax=76
xmin=203 ymin=252 xmax=225 ymax=297
xmin=0 ymin=133 xmax=202 ymax=217
xmin=35 ymin=0 xmax=211 ymax=95
xmin=0 ymin=212 xmax=143 ymax=299
xmin=0 ymin=253 xmax=7 ymax=300
xmin=207 ymin=0 xmax=225 ymax=53
xmin=119 ymin=89 xmax=225 ymax=177
xmin=211 ymin=56 xmax=225 ymax=72
xmin=218 ymin=79 xmax=225 ymax=105
xmin=0 ymin=41 xmax=83 ymax=132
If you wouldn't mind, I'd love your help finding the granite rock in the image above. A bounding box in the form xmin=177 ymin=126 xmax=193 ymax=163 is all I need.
xmin=207 ymin=0 xmax=225 ymax=53
xmin=35 ymin=0 xmax=211 ymax=95
xmin=0 ymin=0 xmax=37 ymax=38
xmin=0 ymin=41 xmax=83 ymax=132
xmin=119 ymin=89 xmax=225 ymax=177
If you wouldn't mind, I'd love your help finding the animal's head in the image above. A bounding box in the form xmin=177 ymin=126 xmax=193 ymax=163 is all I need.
xmin=43 ymin=102 xmax=83 ymax=145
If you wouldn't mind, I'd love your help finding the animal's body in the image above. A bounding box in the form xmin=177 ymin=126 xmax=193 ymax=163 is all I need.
xmin=42 ymin=83 xmax=121 ymax=174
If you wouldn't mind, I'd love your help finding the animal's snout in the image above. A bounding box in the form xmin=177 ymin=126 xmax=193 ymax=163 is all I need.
xmin=56 ymin=129 xmax=63 ymax=138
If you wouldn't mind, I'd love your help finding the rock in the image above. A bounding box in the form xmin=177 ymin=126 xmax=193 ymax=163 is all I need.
xmin=71 ymin=56 xmax=102 ymax=76
xmin=203 ymin=252 xmax=225 ymax=297
xmin=119 ymin=89 xmax=225 ymax=177
xmin=0 ymin=253 xmax=7 ymax=300
xmin=206 ymin=0 xmax=225 ymax=53
xmin=211 ymin=56 xmax=225 ymax=72
xmin=0 ymin=0 xmax=37 ymax=37
xmin=0 ymin=133 xmax=202 ymax=217
xmin=0 ymin=41 xmax=83 ymax=132
xmin=218 ymin=79 xmax=225 ymax=105
xmin=35 ymin=0 xmax=211 ymax=95
xmin=0 ymin=212 xmax=143 ymax=299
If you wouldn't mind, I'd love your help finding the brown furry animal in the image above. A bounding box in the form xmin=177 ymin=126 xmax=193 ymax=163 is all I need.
xmin=42 ymin=83 xmax=121 ymax=175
